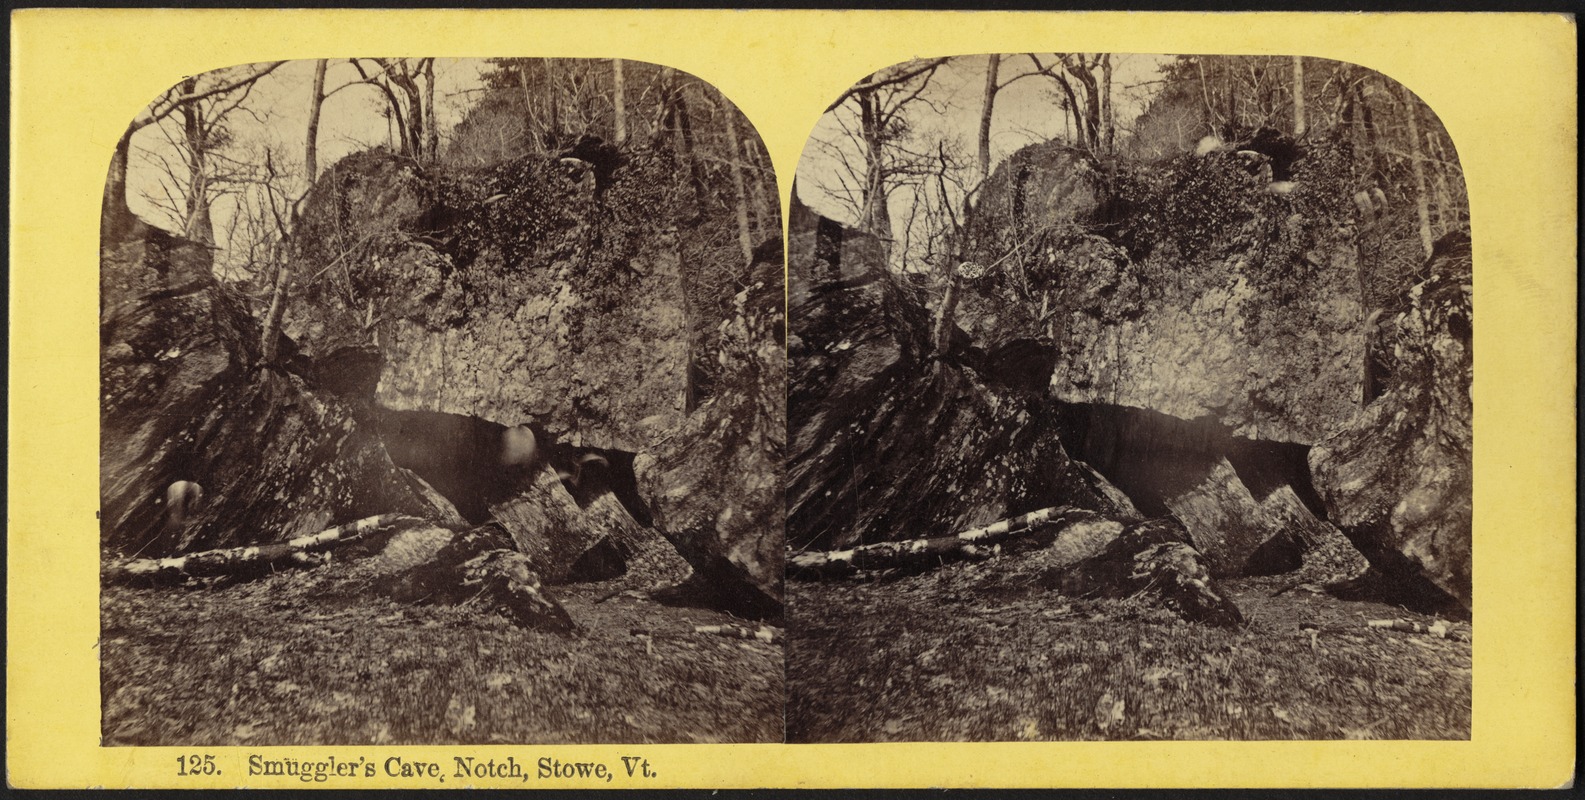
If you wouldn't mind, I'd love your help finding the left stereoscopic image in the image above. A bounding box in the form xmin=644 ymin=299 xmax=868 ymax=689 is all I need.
xmin=99 ymin=58 xmax=785 ymax=745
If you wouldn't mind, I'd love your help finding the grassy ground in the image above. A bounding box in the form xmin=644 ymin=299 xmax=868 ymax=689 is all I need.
xmin=101 ymin=536 xmax=783 ymax=746
xmin=787 ymin=545 xmax=1471 ymax=743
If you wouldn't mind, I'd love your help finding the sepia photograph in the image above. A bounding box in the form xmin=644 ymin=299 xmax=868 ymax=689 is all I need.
xmin=786 ymin=53 xmax=1472 ymax=742
xmin=97 ymin=56 xmax=786 ymax=746
xmin=8 ymin=8 xmax=1574 ymax=790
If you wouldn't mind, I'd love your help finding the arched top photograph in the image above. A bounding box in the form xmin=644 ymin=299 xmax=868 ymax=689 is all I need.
xmin=97 ymin=56 xmax=786 ymax=747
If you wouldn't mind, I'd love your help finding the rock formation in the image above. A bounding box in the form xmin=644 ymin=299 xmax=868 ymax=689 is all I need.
xmin=1310 ymin=232 xmax=1473 ymax=612
xmin=957 ymin=139 xmax=1368 ymax=444
xmin=636 ymin=241 xmax=787 ymax=618
xmin=286 ymin=149 xmax=691 ymax=451
xmin=99 ymin=225 xmax=452 ymax=556
xmin=786 ymin=196 xmax=1125 ymax=553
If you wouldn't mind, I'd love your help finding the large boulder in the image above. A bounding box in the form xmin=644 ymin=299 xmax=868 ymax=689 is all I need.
xmin=957 ymin=139 xmax=1369 ymax=444
xmin=373 ymin=523 xmax=577 ymax=634
xmin=1309 ymin=232 xmax=1473 ymax=612
xmin=286 ymin=149 xmax=692 ymax=452
xmin=490 ymin=467 xmax=650 ymax=585
xmin=99 ymin=225 xmax=451 ymax=557
xmin=1055 ymin=518 xmax=1245 ymax=627
xmin=786 ymin=197 xmax=1124 ymax=553
xmin=1163 ymin=458 xmax=1300 ymax=577
xmin=634 ymin=240 xmax=787 ymax=619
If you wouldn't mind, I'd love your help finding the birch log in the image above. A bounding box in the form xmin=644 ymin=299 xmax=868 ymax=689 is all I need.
xmin=108 ymin=513 xmax=419 ymax=584
xmin=788 ymin=505 xmax=1086 ymax=579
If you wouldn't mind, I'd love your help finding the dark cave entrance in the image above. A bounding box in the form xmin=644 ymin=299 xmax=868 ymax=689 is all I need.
xmin=373 ymin=407 xmax=652 ymax=529
xmin=1053 ymin=401 xmax=1327 ymax=520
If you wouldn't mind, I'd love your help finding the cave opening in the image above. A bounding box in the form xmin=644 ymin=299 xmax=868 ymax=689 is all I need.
xmin=373 ymin=407 xmax=652 ymax=528
xmin=1053 ymin=401 xmax=1326 ymax=520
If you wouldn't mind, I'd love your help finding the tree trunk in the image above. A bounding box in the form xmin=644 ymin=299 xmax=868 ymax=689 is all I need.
xmin=744 ymin=138 xmax=773 ymax=242
xmin=515 ymin=61 xmax=538 ymax=151
xmin=360 ymin=59 xmax=413 ymax=158
xmin=1062 ymin=55 xmax=1102 ymax=150
xmin=1428 ymin=131 xmax=1456 ymax=235
xmin=726 ymin=112 xmax=754 ymax=263
xmin=932 ymin=266 xmax=961 ymax=359
xmin=977 ymin=53 xmax=1000 ymax=183
xmin=102 ymin=127 xmax=136 ymax=248
xmin=649 ymin=66 xmax=675 ymax=147
xmin=612 ymin=58 xmax=627 ymax=145
xmin=1292 ymin=56 xmax=1307 ymax=137
xmin=179 ymin=78 xmax=215 ymax=245
xmin=1101 ymin=54 xmax=1115 ymax=153
xmin=1401 ymin=84 xmax=1434 ymax=257
xmin=260 ymin=259 xmax=293 ymax=364
xmin=545 ymin=57 xmax=561 ymax=147
xmin=1053 ymin=73 xmax=1087 ymax=150
xmin=673 ymin=82 xmax=706 ymax=212
xmin=1225 ymin=64 xmax=1237 ymax=132
xmin=694 ymin=624 xmax=780 ymax=644
xmin=1353 ymin=73 xmax=1382 ymax=182
xmin=1196 ymin=59 xmax=1220 ymax=135
xmin=857 ymin=89 xmax=892 ymax=251
xmin=422 ymin=59 xmax=438 ymax=162
xmin=305 ymin=59 xmax=327 ymax=180
xmin=402 ymin=77 xmax=425 ymax=162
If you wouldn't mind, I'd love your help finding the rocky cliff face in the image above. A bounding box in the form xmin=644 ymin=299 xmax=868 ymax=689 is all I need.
xmin=787 ymin=198 xmax=1124 ymax=552
xmin=635 ymin=241 xmax=788 ymax=617
xmin=958 ymin=139 xmax=1368 ymax=444
xmin=947 ymin=136 xmax=1471 ymax=606
xmin=1310 ymin=233 xmax=1473 ymax=612
xmin=100 ymin=224 xmax=448 ymax=556
xmin=287 ymin=149 xmax=690 ymax=450
xmin=105 ymin=139 xmax=784 ymax=622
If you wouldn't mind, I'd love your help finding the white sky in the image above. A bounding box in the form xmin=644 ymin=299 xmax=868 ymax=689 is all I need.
xmin=122 ymin=54 xmax=1180 ymax=278
xmin=125 ymin=58 xmax=490 ymax=267
xmin=795 ymin=53 xmax=1174 ymax=264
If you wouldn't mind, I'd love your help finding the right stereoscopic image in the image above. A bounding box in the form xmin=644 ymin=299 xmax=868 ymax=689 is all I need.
xmin=786 ymin=54 xmax=1471 ymax=742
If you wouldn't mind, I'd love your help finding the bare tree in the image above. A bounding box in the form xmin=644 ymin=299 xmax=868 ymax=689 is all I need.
xmin=304 ymin=59 xmax=328 ymax=180
xmin=1292 ymin=56 xmax=1307 ymax=138
xmin=1041 ymin=53 xmax=1112 ymax=153
xmin=103 ymin=61 xmax=287 ymax=246
xmin=612 ymin=58 xmax=627 ymax=145
xmin=255 ymin=149 xmax=297 ymax=364
xmin=977 ymin=54 xmax=1001 ymax=182
xmin=930 ymin=143 xmax=969 ymax=359
xmin=344 ymin=58 xmax=438 ymax=161
xmin=422 ymin=59 xmax=439 ymax=160
xmin=654 ymin=66 xmax=708 ymax=212
xmin=726 ymin=111 xmax=754 ymax=262
xmin=813 ymin=58 xmax=949 ymax=258
xmin=1399 ymin=83 xmax=1434 ymax=257
xmin=742 ymin=133 xmax=774 ymax=242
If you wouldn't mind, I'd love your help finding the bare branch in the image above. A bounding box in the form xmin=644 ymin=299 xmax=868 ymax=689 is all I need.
xmin=824 ymin=58 xmax=950 ymax=113
xmin=134 ymin=61 xmax=288 ymax=131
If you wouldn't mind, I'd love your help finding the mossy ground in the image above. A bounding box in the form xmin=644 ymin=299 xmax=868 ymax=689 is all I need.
xmin=101 ymin=539 xmax=782 ymax=746
xmin=787 ymin=547 xmax=1470 ymax=743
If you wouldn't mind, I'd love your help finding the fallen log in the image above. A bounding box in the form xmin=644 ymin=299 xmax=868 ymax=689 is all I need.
xmin=107 ymin=513 xmax=420 ymax=584
xmin=1367 ymin=618 xmax=1470 ymax=641
xmin=695 ymin=624 xmax=782 ymax=644
xmin=788 ymin=505 xmax=1087 ymax=579
xmin=1299 ymin=618 xmax=1471 ymax=643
